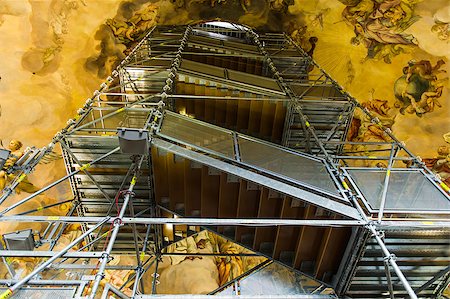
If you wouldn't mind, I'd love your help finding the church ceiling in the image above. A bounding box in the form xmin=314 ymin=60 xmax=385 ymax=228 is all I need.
xmin=0 ymin=0 xmax=448 ymax=170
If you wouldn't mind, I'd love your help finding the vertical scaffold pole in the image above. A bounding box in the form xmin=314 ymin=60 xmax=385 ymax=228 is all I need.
xmin=0 ymin=217 xmax=109 ymax=299
xmin=87 ymin=156 xmax=145 ymax=299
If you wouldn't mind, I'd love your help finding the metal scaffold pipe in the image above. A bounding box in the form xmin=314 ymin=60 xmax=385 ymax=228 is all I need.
xmin=377 ymin=145 xmax=397 ymax=223
xmin=131 ymin=224 xmax=153 ymax=297
xmin=16 ymin=198 xmax=74 ymax=216
xmin=0 ymin=29 xmax=157 ymax=207
xmin=1 ymin=24 xmax=443 ymax=299
xmin=0 ymin=217 xmax=109 ymax=299
xmin=285 ymin=33 xmax=449 ymax=194
xmin=344 ymin=183 xmax=419 ymax=298
xmin=244 ymin=28 xmax=355 ymax=213
xmin=87 ymin=156 xmax=145 ymax=299
xmin=158 ymin=25 xmax=192 ymax=110
xmin=0 ymin=146 xmax=53 ymax=205
xmin=367 ymin=224 xmax=418 ymax=299
xmin=0 ymin=147 xmax=120 ymax=216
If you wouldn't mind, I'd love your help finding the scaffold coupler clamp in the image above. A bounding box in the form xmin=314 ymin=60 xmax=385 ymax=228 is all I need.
xmin=384 ymin=253 xmax=397 ymax=263
xmin=99 ymin=82 xmax=108 ymax=92
xmin=370 ymin=117 xmax=380 ymax=124
xmin=72 ymin=198 xmax=81 ymax=207
xmin=340 ymin=177 xmax=352 ymax=194
xmin=149 ymin=109 xmax=163 ymax=135
xmin=412 ymin=155 xmax=426 ymax=168
xmin=106 ymin=255 xmax=115 ymax=264
xmin=157 ymin=100 xmax=165 ymax=110
xmin=52 ymin=131 xmax=63 ymax=144
xmin=367 ymin=223 xmax=385 ymax=239
xmin=112 ymin=217 xmax=124 ymax=227
xmin=122 ymin=190 xmax=136 ymax=198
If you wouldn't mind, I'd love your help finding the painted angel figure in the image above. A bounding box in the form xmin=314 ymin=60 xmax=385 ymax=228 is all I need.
xmin=423 ymin=139 xmax=450 ymax=186
xmin=343 ymin=0 xmax=419 ymax=63
xmin=394 ymin=59 xmax=447 ymax=116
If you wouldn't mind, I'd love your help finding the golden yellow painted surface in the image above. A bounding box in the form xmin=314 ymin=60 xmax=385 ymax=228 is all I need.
xmin=0 ymin=0 xmax=447 ymax=153
xmin=0 ymin=0 xmax=448 ymax=291
xmin=0 ymin=0 xmax=448 ymax=213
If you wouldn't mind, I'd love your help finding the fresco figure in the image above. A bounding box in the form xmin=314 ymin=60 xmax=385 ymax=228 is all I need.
xmin=431 ymin=20 xmax=450 ymax=41
xmin=342 ymin=0 xmax=419 ymax=63
xmin=269 ymin=0 xmax=289 ymax=12
xmin=412 ymin=86 xmax=443 ymax=114
xmin=154 ymin=230 xmax=220 ymax=294
xmin=423 ymin=135 xmax=450 ymax=187
xmin=0 ymin=140 xmax=39 ymax=194
xmin=106 ymin=4 xmax=159 ymax=43
xmin=106 ymin=18 xmax=135 ymax=41
xmin=404 ymin=59 xmax=446 ymax=82
xmin=286 ymin=20 xmax=318 ymax=66
xmin=347 ymin=99 xmax=396 ymax=167
xmin=394 ymin=59 xmax=447 ymax=116
xmin=217 ymin=241 xmax=244 ymax=286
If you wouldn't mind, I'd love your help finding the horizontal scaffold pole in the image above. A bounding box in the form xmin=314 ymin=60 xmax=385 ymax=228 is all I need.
xmin=0 ymin=217 xmax=109 ymax=299
xmin=0 ymin=147 xmax=120 ymax=215
xmin=0 ymin=215 xmax=365 ymax=226
xmin=1 ymin=215 xmax=447 ymax=228
xmin=0 ymin=250 xmax=104 ymax=258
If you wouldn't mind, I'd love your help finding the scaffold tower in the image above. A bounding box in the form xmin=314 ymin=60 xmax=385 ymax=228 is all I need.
xmin=0 ymin=21 xmax=449 ymax=299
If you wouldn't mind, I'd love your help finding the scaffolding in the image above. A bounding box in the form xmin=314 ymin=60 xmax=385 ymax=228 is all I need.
xmin=0 ymin=22 xmax=449 ymax=299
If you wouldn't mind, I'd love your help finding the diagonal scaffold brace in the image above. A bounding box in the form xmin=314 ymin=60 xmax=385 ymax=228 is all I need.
xmin=0 ymin=217 xmax=109 ymax=299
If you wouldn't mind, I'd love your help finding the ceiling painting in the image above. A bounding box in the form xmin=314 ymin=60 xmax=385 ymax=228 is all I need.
xmin=0 ymin=0 xmax=448 ymax=201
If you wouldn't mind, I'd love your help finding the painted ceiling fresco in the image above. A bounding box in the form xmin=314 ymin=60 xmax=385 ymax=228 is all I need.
xmin=0 ymin=0 xmax=448 ymax=194
xmin=0 ymin=0 xmax=448 ymax=294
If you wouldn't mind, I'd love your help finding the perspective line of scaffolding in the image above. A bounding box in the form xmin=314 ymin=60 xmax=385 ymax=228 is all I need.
xmin=0 ymin=22 xmax=448 ymax=299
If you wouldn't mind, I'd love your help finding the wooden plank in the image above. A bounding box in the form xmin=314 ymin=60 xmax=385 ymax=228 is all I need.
xmin=194 ymin=78 xmax=205 ymax=119
xmin=222 ymin=56 xmax=231 ymax=69
xmin=235 ymin=180 xmax=260 ymax=244
xmin=230 ymin=56 xmax=239 ymax=70
xmin=184 ymin=160 xmax=202 ymax=216
xmin=161 ymin=208 xmax=174 ymax=242
xmin=273 ymin=197 xmax=303 ymax=260
xmin=212 ymin=85 xmax=226 ymax=126
xmin=237 ymin=57 xmax=246 ymax=72
xmin=218 ymin=173 xmax=240 ymax=236
xmin=166 ymin=153 xmax=185 ymax=213
xmin=151 ymin=147 xmax=169 ymax=204
xmin=271 ymin=101 xmax=287 ymax=143
xmin=254 ymin=60 xmax=263 ymax=76
xmin=236 ymin=92 xmax=250 ymax=132
xmin=200 ymin=166 xmax=220 ymax=217
xmin=185 ymin=77 xmax=195 ymax=116
xmin=259 ymin=100 xmax=276 ymax=139
xmin=293 ymin=205 xmax=325 ymax=272
xmin=204 ymin=83 xmax=217 ymax=123
xmin=314 ymin=216 xmax=351 ymax=280
xmin=248 ymin=100 xmax=263 ymax=136
xmin=245 ymin=58 xmax=254 ymax=74
xmin=206 ymin=55 xmax=214 ymax=66
xmin=174 ymin=82 xmax=186 ymax=115
xmin=218 ymin=173 xmax=239 ymax=218
xmin=253 ymin=189 xmax=283 ymax=253
xmin=225 ymin=89 xmax=238 ymax=129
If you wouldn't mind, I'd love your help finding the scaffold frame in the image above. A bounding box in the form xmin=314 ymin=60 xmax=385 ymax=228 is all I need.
xmin=0 ymin=22 xmax=448 ymax=299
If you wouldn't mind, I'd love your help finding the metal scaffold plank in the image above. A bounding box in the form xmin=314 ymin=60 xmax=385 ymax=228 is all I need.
xmin=2 ymin=22 xmax=449 ymax=299
xmin=151 ymin=138 xmax=362 ymax=220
